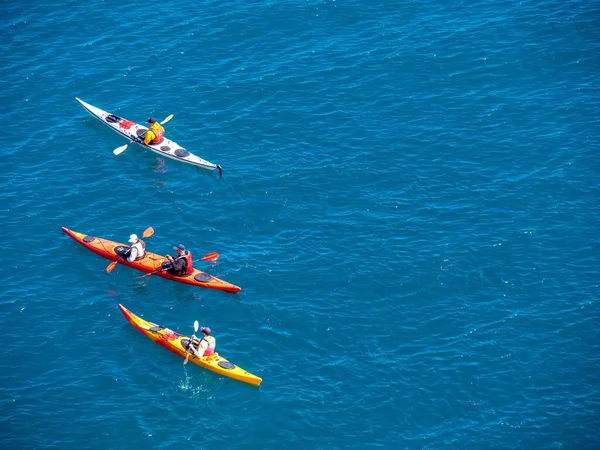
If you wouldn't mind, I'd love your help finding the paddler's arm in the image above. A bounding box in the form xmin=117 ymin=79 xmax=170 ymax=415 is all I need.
xmin=143 ymin=129 xmax=156 ymax=145
xmin=194 ymin=339 xmax=208 ymax=358
xmin=126 ymin=245 xmax=138 ymax=262
xmin=188 ymin=335 xmax=202 ymax=358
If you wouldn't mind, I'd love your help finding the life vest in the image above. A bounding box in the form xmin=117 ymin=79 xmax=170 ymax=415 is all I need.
xmin=150 ymin=124 xmax=164 ymax=144
xmin=174 ymin=250 xmax=193 ymax=275
xmin=134 ymin=239 xmax=146 ymax=260
xmin=201 ymin=336 xmax=216 ymax=356
xmin=183 ymin=250 xmax=193 ymax=275
xmin=127 ymin=239 xmax=146 ymax=261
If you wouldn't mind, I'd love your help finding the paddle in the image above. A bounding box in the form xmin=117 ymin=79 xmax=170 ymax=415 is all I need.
xmin=201 ymin=252 xmax=219 ymax=262
xmin=113 ymin=114 xmax=174 ymax=156
xmin=184 ymin=320 xmax=200 ymax=365
xmin=135 ymin=252 xmax=220 ymax=279
xmin=106 ymin=226 xmax=154 ymax=273
xmin=161 ymin=114 xmax=174 ymax=125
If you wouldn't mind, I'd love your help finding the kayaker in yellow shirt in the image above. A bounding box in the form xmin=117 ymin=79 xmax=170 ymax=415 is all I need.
xmin=139 ymin=117 xmax=165 ymax=145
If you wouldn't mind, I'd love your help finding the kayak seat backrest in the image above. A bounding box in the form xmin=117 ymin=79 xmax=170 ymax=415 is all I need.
xmin=105 ymin=114 xmax=122 ymax=124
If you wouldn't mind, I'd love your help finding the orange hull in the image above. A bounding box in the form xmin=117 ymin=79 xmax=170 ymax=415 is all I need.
xmin=62 ymin=227 xmax=241 ymax=293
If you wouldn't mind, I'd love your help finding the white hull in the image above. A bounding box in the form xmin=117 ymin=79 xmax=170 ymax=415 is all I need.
xmin=76 ymin=98 xmax=219 ymax=171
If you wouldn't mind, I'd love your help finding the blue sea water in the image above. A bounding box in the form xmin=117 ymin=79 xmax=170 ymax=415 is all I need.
xmin=1 ymin=0 xmax=599 ymax=448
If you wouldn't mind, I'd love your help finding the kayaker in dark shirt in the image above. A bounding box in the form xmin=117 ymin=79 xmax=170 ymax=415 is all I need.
xmin=162 ymin=244 xmax=193 ymax=276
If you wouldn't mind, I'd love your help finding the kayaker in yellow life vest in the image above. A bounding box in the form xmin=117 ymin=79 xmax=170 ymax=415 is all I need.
xmin=190 ymin=327 xmax=216 ymax=358
xmin=140 ymin=117 xmax=165 ymax=145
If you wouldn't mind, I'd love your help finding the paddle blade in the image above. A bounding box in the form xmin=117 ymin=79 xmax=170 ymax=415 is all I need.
xmin=113 ymin=144 xmax=128 ymax=155
xmin=142 ymin=227 xmax=154 ymax=238
xmin=183 ymin=353 xmax=190 ymax=365
xmin=201 ymin=252 xmax=219 ymax=261
xmin=160 ymin=114 xmax=174 ymax=125
xmin=106 ymin=259 xmax=119 ymax=273
xmin=194 ymin=321 xmax=199 ymax=333
xmin=136 ymin=272 xmax=152 ymax=279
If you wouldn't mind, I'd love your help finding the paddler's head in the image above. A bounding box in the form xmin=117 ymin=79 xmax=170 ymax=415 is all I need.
xmin=173 ymin=244 xmax=185 ymax=255
xmin=146 ymin=117 xmax=157 ymax=124
xmin=200 ymin=327 xmax=212 ymax=336
xmin=128 ymin=234 xmax=138 ymax=244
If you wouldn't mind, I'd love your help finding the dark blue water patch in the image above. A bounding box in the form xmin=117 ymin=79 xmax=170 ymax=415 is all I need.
xmin=1 ymin=0 xmax=599 ymax=448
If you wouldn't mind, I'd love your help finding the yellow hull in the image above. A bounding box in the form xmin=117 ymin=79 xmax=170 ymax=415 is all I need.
xmin=119 ymin=304 xmax=262 ymax=387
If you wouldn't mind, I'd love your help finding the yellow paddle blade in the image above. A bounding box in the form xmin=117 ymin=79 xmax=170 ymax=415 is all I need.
xmin=142 ymin=227 xmax=154 ymax=238
xmin=160 ymin=114 xmax=174 ymax=125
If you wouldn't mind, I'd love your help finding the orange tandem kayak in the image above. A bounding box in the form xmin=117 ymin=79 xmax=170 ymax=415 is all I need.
xmin=62 ymin=227 xmax=241 ymax=293
xmin=119 ymin=304 xmax=262 ymax=386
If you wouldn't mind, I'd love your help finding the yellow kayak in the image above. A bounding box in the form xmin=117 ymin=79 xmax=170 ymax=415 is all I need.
xmin=119 ymin=304 xmax=262 ymax=387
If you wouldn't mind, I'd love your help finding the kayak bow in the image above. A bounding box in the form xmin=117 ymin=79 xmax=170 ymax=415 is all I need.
xmin=75 ymin=97 xmax=221 ymax=172
xmin=62 ymin=227 xmax=240 ymax=294
xmin=119 ymin=304 xmax=262 ymax=386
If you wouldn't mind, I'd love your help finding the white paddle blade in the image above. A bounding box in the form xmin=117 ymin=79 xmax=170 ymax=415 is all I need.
xmin=113 ymin=144 xmax=128 ymax=155
xmin=194 ymin=320 xmax=199 ymax=333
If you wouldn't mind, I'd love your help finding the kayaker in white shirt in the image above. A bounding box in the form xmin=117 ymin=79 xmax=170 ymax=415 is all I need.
xmin=191 ymin=327 xmax=216 ymax=358
xmin=126 ymin=234 xmax=146 ymax=262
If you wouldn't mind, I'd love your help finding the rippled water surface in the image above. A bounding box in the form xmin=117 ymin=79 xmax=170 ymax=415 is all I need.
xmin=1 ymin=0 xmax=599 ymax=448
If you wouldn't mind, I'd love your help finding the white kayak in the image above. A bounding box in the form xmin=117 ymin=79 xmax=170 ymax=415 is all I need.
xmin=76 ymin=97 xmax=222 ymax=173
